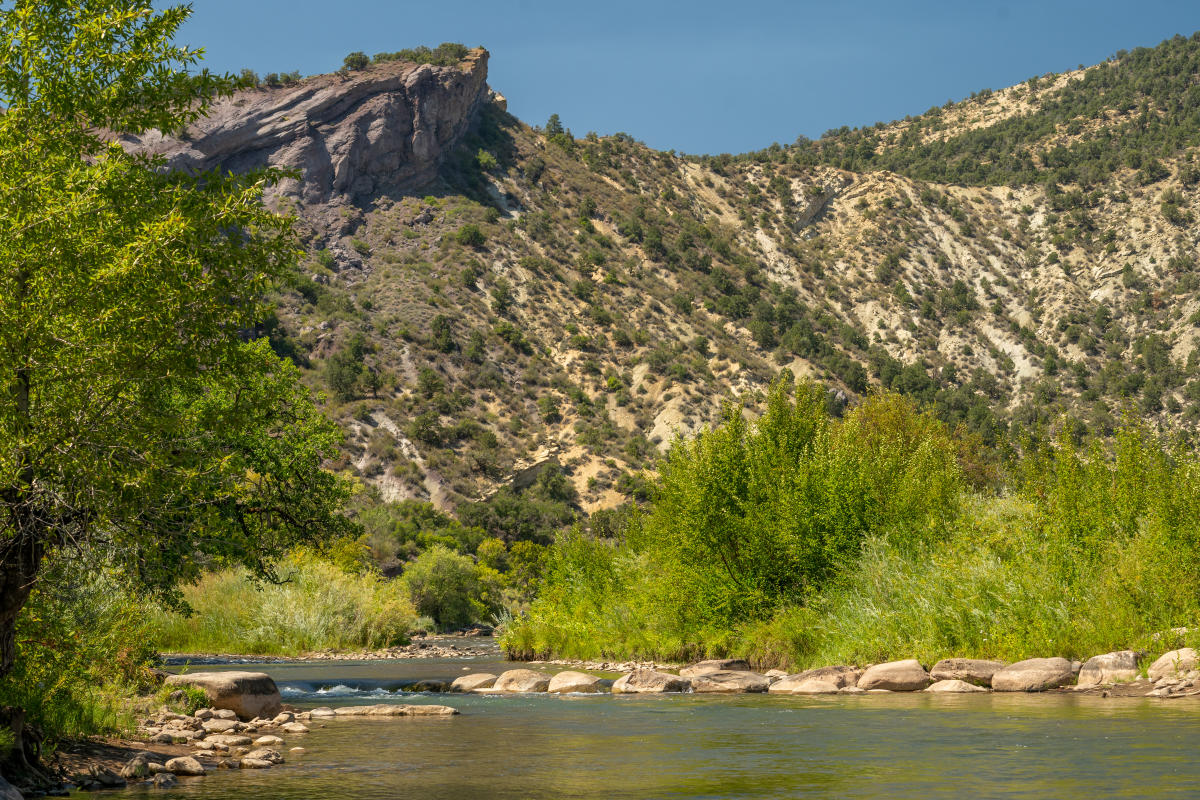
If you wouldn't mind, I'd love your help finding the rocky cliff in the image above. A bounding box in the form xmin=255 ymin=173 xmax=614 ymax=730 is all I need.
xmin=123 ymin=48 xmax=492 ymax=204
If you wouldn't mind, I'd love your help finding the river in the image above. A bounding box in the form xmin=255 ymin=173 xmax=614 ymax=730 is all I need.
xmin=147 ymin=642 xmax=1200 ymax=799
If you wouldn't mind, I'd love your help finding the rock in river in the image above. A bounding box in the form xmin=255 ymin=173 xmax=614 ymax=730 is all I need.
xmin=925 ymin=679 xmax=988 ymax=693
xmin=679 ymin=659 xmax=752 ymax=678
xmin=611 ymin=669 xmax=690 ymax=694
xmin=547 ymin=671 xmax=610 ymax=693
xmin=165 ymin=756 xmax=207 ymax=777
xmin=929 ymin=658 xmax=1006 ymax=687
xmin=451 ymin=673 xmax=498 ymax=692
xmin=689 ymin=670 xmax=770 ymax=693
xmin=857 ymin=660 xmax=931 ymax=691
xmin=769 ymin=665 xmax=862 ymax=695
xmin=991 ymin=657 xmax=1076 ymax=692
xmin=492 ymin=669 xmax=553 ymax=693
xmin=164 ymin=671 xmax=282 ymax=720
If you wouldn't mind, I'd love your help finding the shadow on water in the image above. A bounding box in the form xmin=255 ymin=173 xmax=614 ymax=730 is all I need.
xmin=149 ymin=657 xmax=1200 ymax=800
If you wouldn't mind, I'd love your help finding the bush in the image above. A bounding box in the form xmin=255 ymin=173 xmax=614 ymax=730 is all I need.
xmin=150 ymin=552 xmax=417 ymax=654
xmin=455 ymin=223 xmax=486 ymax=248
xmin=400 ymin=545 xmax=503 ymax=629
xmin=343 ymin=51 xmax=369 ymax=71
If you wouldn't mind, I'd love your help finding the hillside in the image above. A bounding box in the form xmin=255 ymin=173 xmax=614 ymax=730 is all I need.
xmin=141 ymin=35 xmax=1200 ymax=545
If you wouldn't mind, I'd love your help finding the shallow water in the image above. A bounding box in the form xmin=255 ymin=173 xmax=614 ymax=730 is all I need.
xmin=144 ymin=649 xmax=1200 ymax=799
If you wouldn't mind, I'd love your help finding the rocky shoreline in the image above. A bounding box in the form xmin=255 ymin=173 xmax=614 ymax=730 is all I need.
xmin=458 ymin=646 xmax=1200 ymax=699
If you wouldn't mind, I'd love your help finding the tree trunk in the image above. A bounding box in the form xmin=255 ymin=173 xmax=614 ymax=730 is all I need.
xmin=0 ymin=526 xmax=44 ymax=679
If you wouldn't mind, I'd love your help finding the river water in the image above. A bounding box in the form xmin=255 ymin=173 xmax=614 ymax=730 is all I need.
xmin=146 ymin=643 xmax=1200 ymax=799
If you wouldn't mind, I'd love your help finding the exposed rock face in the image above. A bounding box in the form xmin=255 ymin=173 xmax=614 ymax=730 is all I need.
xmin=857 ymin=660 xmax=932 ymax=692
xmin=122 ymin=49 xmax=492 ymax=205
xmin=929 ymin=658 xmax=1006 ymax=687
xmin=163 ymin=671 xmax=282 ymax=720
xmin=1147 ymin=648 xmax=1199 ymax=681
xmin=991 ymin=657 xmax=1076 ymax=692
xmin=1077 ymin=650 xmax=1142 ymax=687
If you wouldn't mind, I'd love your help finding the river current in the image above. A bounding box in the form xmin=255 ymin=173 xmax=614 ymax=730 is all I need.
xmin=147 ymin=642 xmax=1200 ymax=799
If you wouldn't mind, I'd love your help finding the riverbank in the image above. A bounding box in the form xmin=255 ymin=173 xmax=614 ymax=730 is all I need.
xmin=159 ymin=636 xmax=495 ymax=666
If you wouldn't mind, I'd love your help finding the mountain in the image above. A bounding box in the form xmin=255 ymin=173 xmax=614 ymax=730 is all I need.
xmin=137 ymin=36 xmax=1200 ymax=528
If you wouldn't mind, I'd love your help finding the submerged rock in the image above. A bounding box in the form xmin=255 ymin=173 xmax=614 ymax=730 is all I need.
xmin=857 ymin=660 xmax=931 ymax=691
xmin=925 ymin=679 xmax=988 ymax=693
xmin=991 ymin=657 xmax=1076 ymax=692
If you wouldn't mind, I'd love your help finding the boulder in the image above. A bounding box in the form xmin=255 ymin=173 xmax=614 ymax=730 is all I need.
xmin=611 ymin=669 xmax=691 ymax=694
xmin=0 ymin=778 xmax=20 ymax=800
xmin=120 ymin=753 xmax=152 ymax=779
xmin=244 ymin=748 xmax=284 ymax=764
xmin=991 ymin=657 xmax=1076 ymax=692
xmin=1077 ymin=650 xmax=1142 ymax=687
xmin=239 ymin=758 xmax=273 ymax=769
xmin=165 ymin=756 xmax=207 ymax=777
xmin=201 ymin=718 xmax=241 ymax=734
xmin=152 ymin=773 xmax=178 ymax=789
xmin=857 ymin=660 xmax=932 ymax=691
xmin=929 ymin=658 xmax=1006 ymax=687
xmin=451 ymin=673 xmax=498 ymax=692
xmin=310 ymin=707 xmax=337 ymax=718
xmin=925 ymin=679 xmax=988 ymax=693
xmin=689 ymin=670 xmax=770 ymax=693
xmin=254 ymin=735 xmax=285 ymax=746
xmin=1147 ymin=648 xmax=1199 ymax=681
xmin=768 ymin=665 xmax=862 ymax=696
xmin=212 ymin=709 xmax=238 ymax=720
xmin=679 ymin=659 xmax=752 ymax=678
xmin=547 ymin=671 xmax=610 ymax=693
xmin=204 ymin=734 xmax=253 ymax=747
xmin=281 ymin=722 xmax=309 ymax=734
xmin=271 ymin=711 xmax=294 ymax=725
xmin=492 ymin=669 xmax=553 ymax=693
xmin=331 ymin=704 xmax=458 ymax=716
xmin=163 ymin=672 xmax=282 ymax=720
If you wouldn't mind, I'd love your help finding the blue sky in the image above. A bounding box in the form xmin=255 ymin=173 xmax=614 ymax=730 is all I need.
xmin=176 ymin=0 xmax=1200 ymax=154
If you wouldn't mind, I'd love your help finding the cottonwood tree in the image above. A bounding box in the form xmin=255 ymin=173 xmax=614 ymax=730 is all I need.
xmin=0 ymin=0 xmax=355 ymax=686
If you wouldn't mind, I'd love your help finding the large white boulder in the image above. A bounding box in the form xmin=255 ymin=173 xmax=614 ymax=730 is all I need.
xmin=688 ymin=670 xmax=770 ymax=693
xmin=1147 ymin=648 xmax=1198 ymax=681
xmin=768 ymin=665 xmax=862 ymax=695
xmin=991 ymin=657 xmax=1076 ymax=692
xmin=857 ymin=660 xmax=931 ymax=691
xmin=611 ymin=669 xmax=690 ymax=693
xmin=547 ymin=671 xmax=610 ymax=693
xmin=1076 ymin=650 xmax=1142 ymax=687
xmin=929 ymin=658 xmax=1006 ymax=687
xmin=163 ymin=671 xmax=282 ymax=720
xmin=492 ymin=669 xmax=553 ymax=693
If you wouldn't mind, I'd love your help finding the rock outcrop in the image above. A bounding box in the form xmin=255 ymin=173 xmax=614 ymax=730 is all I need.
xmin=122 ymin=49 xmax=493 ymax=205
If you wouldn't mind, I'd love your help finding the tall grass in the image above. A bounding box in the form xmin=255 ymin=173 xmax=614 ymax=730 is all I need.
xmin=502 ymin=383 xmax=1200 ymax=668
xmin=150 ymin=552 xmax=417 ymax=655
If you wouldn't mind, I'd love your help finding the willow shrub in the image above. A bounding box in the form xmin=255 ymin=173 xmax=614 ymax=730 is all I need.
xmin=502 ymin=381 xmax=965 ymax=660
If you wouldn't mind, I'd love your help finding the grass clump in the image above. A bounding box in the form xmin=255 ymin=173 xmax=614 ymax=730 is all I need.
xmin=150 ymin=551 xmax=417 ymax=655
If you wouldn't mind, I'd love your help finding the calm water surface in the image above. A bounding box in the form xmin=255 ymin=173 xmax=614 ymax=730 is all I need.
xmin=142 ymin=646 xmax=1200 ymax=799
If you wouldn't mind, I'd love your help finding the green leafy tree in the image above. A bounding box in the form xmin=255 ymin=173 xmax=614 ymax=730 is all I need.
xmin=342 ymin=50 xmax=369 ymax=71
xmin=0 ymin=0 xmax=355 ymax=697
xmin=400 ymin=545 xmax=502 ymax=629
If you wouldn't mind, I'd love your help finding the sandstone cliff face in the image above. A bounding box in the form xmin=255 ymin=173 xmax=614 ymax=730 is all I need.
xmin=125 ymin=49 xmax=491 ymax=204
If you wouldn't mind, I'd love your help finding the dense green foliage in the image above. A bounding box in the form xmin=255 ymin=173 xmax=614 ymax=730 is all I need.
xmin=792 ymin=32 xmax=1200 ymax=186
xmin=150 ymin=551 xmax=417 ymax=655
xmin=370 ymin=42 xmax=470 ymax=68
xmin=502 ymin=381 xmax=1200 ymax=667
xmin=399 ymin=545 xmax=503 ymax=629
